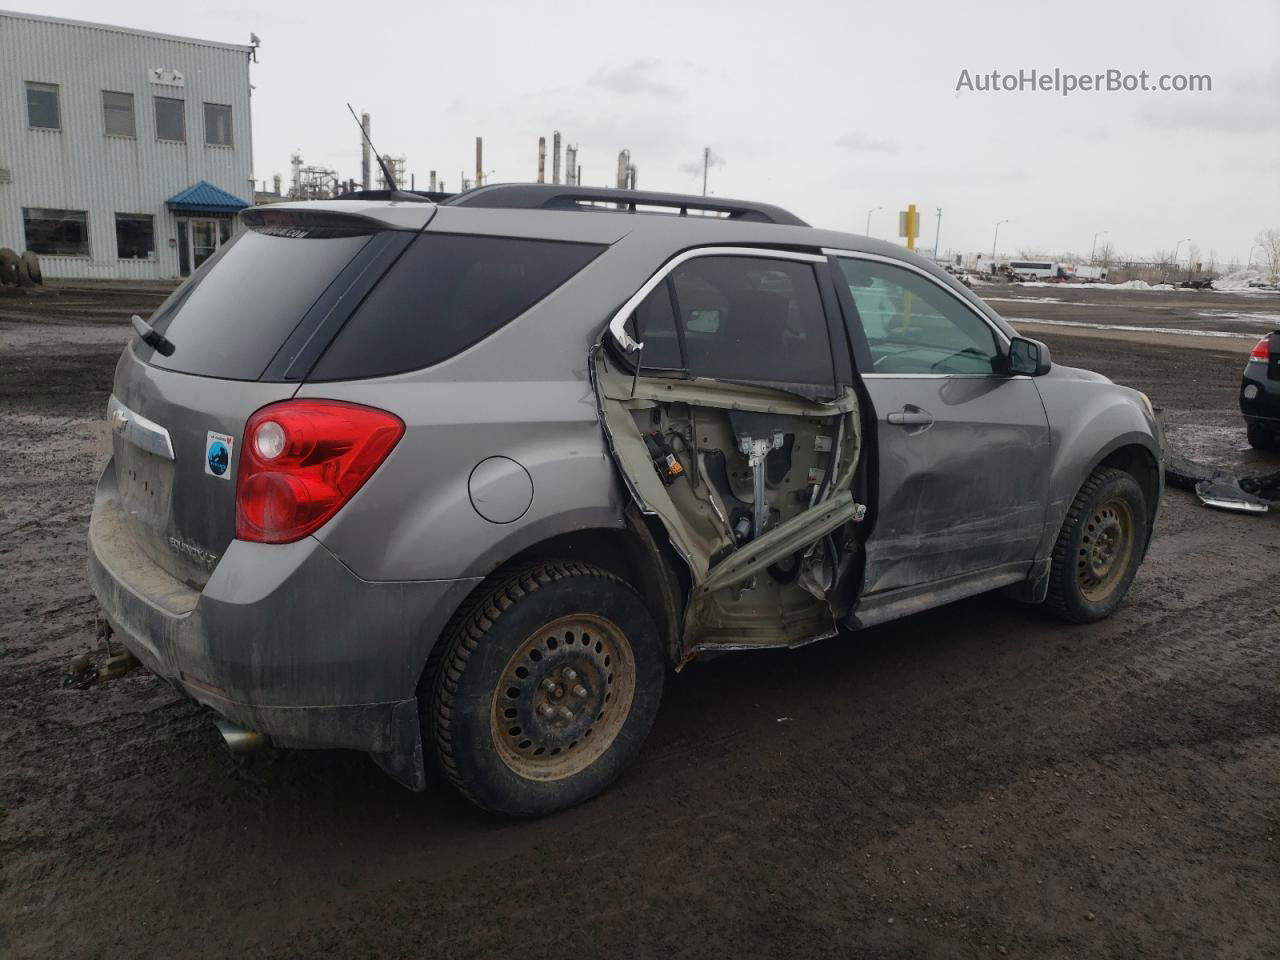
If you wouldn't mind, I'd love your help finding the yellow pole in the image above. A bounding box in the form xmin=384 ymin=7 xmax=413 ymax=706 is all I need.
xmin=903 ymin=203 xmax=917 ymax=328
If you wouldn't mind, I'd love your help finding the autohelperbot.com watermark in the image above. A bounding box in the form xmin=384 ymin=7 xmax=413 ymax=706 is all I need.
xmin=955 ymin=68 xmax=1211 ymax=96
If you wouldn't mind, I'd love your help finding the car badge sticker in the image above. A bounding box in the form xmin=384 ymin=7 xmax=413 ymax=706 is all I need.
xmin=205 ymin=431 xmax=234 ymax=479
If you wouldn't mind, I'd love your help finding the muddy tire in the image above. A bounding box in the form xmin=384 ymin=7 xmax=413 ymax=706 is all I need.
xmin=1246 ymin=419 xmax=1276 ymax=451
xmin=20 ymin=250 xmax=42 ymax=286
xmin=0 ymin=248 xmax=18 ymax=287
xmin=1046 ymin=467 xmax=1148 ymax=624
xmin=429 ymin=561 xmax=665 ymax=817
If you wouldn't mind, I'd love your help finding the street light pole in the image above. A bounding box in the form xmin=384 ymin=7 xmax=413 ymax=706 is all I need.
xmin=865 ymin=206 xmax=882 ymax=236
xmin=1091 ymin=230 xmax=1108 ymax=265
xmin=934 ymin=207 xmax=943 ymax=260
xmin=992 ymin=219 xmax=1008 ymax=259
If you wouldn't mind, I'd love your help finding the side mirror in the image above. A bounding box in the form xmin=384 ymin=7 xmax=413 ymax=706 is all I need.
xmin=1006 ymin=336 xmax=1052 ymax=376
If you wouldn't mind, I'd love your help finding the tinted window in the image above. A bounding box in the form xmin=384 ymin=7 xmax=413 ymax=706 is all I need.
xmin=204 ymin=103 xmax=232 ymax=146
xmin=103 ymin=91 xmax=135 ymax=137
xmin=311 ymin=234 xmax=605 ymax=380
xmin=155 ymin=97 xmax=185 ymax=141
xmin=838 ymin=258 xmax=1000 ymax=374
xmin=26 ymin=82 xmax=59 ymax=129
xmin=147 ymin=225 xmax=373 ymax=380
xmin=23 ymin=208 xmax=88 ymax=256
xmin=115 ymin=214 xmax=154 ymax=259
xmin=624 ymin=281 xmax=683 ymax=370
xmin=668 ymin=256 xmax=834 ymax=387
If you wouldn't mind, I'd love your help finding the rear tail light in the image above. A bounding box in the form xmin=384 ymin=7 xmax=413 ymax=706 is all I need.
xmin=235 ymin=400 xmax=404 ymax=544
xmin=1250 ymin=337 xmax=1271 ymax=361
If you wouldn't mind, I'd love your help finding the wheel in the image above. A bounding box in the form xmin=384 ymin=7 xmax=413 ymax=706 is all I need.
xmin=0 ymin=248 xmax=18 ymax=287
xmin=20 ymin=250 xmax=42 ymax=286
xmin=1246 ymin=419 xmax=1276 ymax=451
xmin=429 ymin=561 xmax=665 ymax=816
xmin=1046 ymin=467 xmax=1148 ymax=624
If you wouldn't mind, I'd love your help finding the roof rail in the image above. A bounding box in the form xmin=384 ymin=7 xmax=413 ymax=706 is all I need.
xmin=333 ymin=188 xmax=454 ymax=203
xmin=444 ymin=183 xmax=808 ymax=227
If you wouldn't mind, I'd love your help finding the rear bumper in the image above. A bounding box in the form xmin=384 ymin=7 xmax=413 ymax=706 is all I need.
xmin=1240 ymin=368 xmax=1280 ymax=422
xmin=87 ymin=458 xmax=480 ymax=789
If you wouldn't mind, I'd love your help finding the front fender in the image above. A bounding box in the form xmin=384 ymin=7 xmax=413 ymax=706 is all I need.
xmin=1035 ymin=377 xmax=1163 ymax=559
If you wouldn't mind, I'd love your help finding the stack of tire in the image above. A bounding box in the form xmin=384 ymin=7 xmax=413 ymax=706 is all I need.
xmin=0 ymin=249 xmax=43 ymax=287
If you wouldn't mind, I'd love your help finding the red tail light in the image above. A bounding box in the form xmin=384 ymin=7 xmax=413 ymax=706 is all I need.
xmin=235 ymin=400 xmax=404 ymax=544
xmin=1251 ymin=337 xmax=1272 ymax=360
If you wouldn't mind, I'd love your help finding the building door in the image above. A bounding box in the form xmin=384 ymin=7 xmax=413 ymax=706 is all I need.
xmin=179 ymin=217 xmax=234 ymax=277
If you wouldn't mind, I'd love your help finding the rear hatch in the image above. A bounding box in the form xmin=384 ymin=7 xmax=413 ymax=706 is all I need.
xmin=108 ymin=207 xmax=423 ymax=588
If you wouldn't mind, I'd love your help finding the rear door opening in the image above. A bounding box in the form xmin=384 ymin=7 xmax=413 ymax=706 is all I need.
xmin=593 ymin=249 xmax=866 ymax=657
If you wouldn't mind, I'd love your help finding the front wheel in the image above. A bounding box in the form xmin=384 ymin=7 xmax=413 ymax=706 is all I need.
xmin=429 ymin=562 xmax=665 ymax=816
xmin=1046 ymin=467 xmax=1148 ymax=623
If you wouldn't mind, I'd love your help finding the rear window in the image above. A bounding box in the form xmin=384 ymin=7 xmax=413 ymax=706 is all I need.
xmin=147 ymin=215 xmax=374 ymax=380
xmin=308 ymin=233 xmax=605 ymax=380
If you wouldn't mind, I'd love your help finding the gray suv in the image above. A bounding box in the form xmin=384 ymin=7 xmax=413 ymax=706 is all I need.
xmin=88 ymin=185 xmax=1164 ymax=816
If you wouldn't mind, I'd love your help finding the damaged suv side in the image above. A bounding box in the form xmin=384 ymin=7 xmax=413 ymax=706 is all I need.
xmin=87 ymin=185 xmax=1163 ymax=817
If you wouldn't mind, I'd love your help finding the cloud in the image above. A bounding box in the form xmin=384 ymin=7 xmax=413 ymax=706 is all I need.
xmin=834 ymin=131 xmax=900 ymax=154
xmin=1136 ymin=68 xmax=1280 ymax=133
xmin=591 ymin=58 xmax=683 ymax=102
xmin=678 ymin=148 xmax=725 ymax=177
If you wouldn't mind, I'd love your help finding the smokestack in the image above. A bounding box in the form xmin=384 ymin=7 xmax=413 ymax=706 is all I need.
xmin=475 ymin=136 xmax=483 ymax=189
xmin=628 ymin=164 xmax=637 ymax=190
xmin=429 ymin=170 xmax=437 ymax=191
xmin=537 ymin=137 xmax=546 ymax=183
xmin=565 ymin=145 xmax=577 ymax=185
xmin=360 ymin=113 xmax=371 ymax=191
xmin=552 ymin=130 xmax=561 ymax=185
xmin=616 ymin=149 xmax=630 ymax=189
xmin=272 ymin=173 xmax=281 ymax=194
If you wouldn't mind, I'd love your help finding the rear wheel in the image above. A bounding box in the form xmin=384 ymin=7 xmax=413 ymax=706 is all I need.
xmin=1246 ymin=419 xmax=1276 ymax=451
xmin=429 ymin=561 xmax=664 ymax=816
xmin=1046 ymin=467 xmax=1148 ymax=623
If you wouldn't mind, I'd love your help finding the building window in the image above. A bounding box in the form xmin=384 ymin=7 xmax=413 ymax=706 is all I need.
xmin=26 ymin=81 xmax=61 ymax=130
xmin=115 ymin=214 xmax=155 ymax=259
xmin=204 ymin=103 xmax=233 ymax=146
xmin=155 ymin=97 xmax=185 ymax=141
xmin=102 ymin=91 xmax=136 ymax=138
xmin=23 ymin=208 xmax=89 ymax=256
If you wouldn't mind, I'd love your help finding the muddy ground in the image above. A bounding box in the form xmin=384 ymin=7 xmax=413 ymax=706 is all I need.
xmin=2 ymin=282 xmax=1278 ymax=959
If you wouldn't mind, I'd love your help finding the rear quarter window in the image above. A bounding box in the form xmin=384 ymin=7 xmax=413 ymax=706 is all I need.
xmin=309 ymin=233 xmax=605 ymax=380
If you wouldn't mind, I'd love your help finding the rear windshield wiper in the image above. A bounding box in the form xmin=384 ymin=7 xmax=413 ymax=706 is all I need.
xmin=131 ymin=314 xmax=176 ymax=357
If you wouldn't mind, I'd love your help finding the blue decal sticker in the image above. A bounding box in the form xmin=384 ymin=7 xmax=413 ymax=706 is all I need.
xmin=205 ymin=431 xmax=234 ymax=479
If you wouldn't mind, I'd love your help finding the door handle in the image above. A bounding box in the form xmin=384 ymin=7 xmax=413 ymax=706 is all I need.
xmin=886 ymin=406 xmax=934 ymax=428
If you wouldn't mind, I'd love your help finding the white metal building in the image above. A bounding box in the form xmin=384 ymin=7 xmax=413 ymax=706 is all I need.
xmin=0 ymin=10 xmax=254 ymax=280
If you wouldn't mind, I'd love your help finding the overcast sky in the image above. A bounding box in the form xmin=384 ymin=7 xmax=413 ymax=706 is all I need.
xmin=24 ymin=0 xmax=1280 ymax=263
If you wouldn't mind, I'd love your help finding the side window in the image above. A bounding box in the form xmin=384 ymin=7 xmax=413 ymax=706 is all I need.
xmin=624 ymin=281 xmax=683 ymax=370
xmin=668 ymin=256 xmax=834 ymax=388
xmin=311 ymin=234 xmax=605 ymax=380
xmin=837 ymin=258 xmax=1000 ymax=375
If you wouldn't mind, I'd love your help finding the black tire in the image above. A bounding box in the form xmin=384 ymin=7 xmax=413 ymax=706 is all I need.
xmin=1246 ymin=419 xmax=1276 ymax=451
xmin=20 ymin=250 xmax=42 ymax=286
xmin=1046 ymin=467 xmax=1148 ymax=624
xmin=0 ymin=248 xmax=18 ymax=287
xmin=429 ymin=561 xmax=665 ymax=816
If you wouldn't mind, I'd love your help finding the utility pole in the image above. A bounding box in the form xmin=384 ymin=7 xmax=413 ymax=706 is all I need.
xmin=865 ymin=206 xmax=881 ymax=236
xmin=992 ymin=219 xmax=1008 ymax=258
xmin=475 ymin=137 xmax=483 ymax=194
xmin=1090 ymin=230 xmax=1108 ymax=265
xmin=702 ymin=146 xmax=710 ymax=196
xmin=933 ymin=207 xmax=943 ymax=260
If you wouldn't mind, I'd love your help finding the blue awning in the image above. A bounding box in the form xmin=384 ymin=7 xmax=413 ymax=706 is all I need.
xmin=166 ymin=180 xmax=250 ymax=214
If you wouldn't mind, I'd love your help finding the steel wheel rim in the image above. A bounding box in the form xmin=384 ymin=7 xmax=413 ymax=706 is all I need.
xmin=490 ymin=613 xmax=636 ymax=782
xmin=1077 ymin=496 xmax=1135 ymax=602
